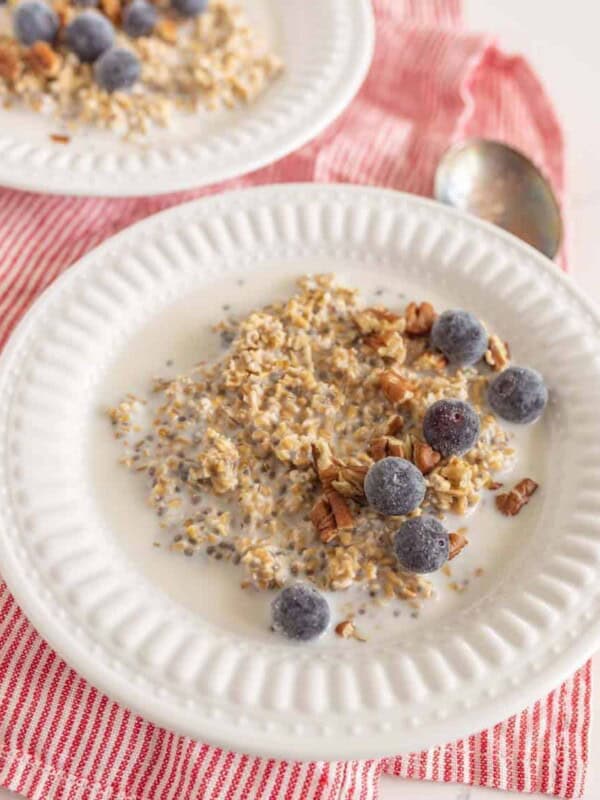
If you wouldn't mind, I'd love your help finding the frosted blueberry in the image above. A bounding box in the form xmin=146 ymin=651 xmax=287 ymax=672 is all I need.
xmin=122 ymin=1 xmax=157 ymax=37
xmin=271 ymin=584 xmax=330 ymax=641
xmin=94 ymin=47 xmax=140 ymax=91
xmin=431 ymin=309 xmax=488 ymax=366
xmin=66 ymin=11 xmax=114 ymax=62
xmin=488 ymin=366 xmax=547 ymax=424
xmin=171 ymin=0 xmax=207 ymax=16
xmin=394 ymin=516 xmax=449 ymax=573
xmin=423 ymin=399 xmax=480 ymax=457
xmin=364 ymin=457 xmax=426 ymax=517
xmin=14 ymin=1 xmax=59 ymax=45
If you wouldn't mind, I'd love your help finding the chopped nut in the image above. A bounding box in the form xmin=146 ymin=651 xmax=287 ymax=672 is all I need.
xmin=310 ymin=489 xmax=353 ymax=542
xmin=368 ymin=435 xmax=404 ymax=461
xmin=449 ymin=530 xmax=468 ymax=560
xmin=496 ymin=478 xmax=538 ymax=516
xmin=485 ymin=335 xmax=510 ymax=371
xmin=0 ymin=42 xmax=21 ymax=82
xmin=156 ymin=18 xmax=178 ymax=43
xmin=386 ymin=415 xmax=405 ymax=436
xmin=335 ymin=619 xmax=366 ymax=642
xmin=52 ymin=0 xmax=73 ymax=26
xmin=487 ymin=480 xmax=503 ymax=490
xmin=100 ymin=0 xmax=122 ymax=23
xmin=25 ymin=42 xmax=61 ymax=78
xmin=325 ymin=488 xmax=354 ymax=530
xmin=413 ymin=440 xmax=441 ymax=474
xmin=379 ymin=370 xmax=415 ymax=403
xmin=50 ymin=133 xmax=70 ymax=144
xmin=331 ymin=463 xmax=368 ymax=500
xmin=311 ymin=440 xmax=336 ymax=485
xmin=405 ymin=301 xmax=436 ymax=335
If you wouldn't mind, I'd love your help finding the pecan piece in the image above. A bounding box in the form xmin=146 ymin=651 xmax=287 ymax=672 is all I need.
xmin=496 ymin=478 xmax=538 ymax=516
xmin=448 ymin=530 xmax=468 ymax=560
xmin=0 ymin=42 xmax=21 ymax=82
xmin=331 ymin=463 xmax=368 ymax=500
xmin=25 ymin=42 xmax=61 ymax=78
xmin=368 ymin=435 xmax=404 ymax=461
xmin=325 ymin=488 xmax=354 ymax=530
xmin=311 ymin=440 xmax=337 ymax=486
xmin=52 ymin=0 xmax=73 ymax=27
xmin=386 ymin=415 xmax=405 ymax=436
xmin=379 ymin=370 xmax=415 ymax=403
xmin=335 ymin=619 xmax=366 ymax=642
xmin=100 ymin=0 xmax=122 ymax=23
xmin=413 ymin=440 xmax=441 ymax=474
xmin=310 ymin=497 xmax=336 ymax=542
xmin=405 ymin=301 xmax=436 ymax=335
xmin=310 ymin=489 xmax=353 ymax=543
xmin=485 ymin=335 xmax=510 ymax=371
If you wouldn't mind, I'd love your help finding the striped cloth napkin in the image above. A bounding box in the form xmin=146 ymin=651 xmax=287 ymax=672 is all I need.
xmin=0 ymin=1 xmax=590 ymax=798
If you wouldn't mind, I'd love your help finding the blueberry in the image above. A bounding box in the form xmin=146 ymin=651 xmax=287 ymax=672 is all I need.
xmin=66 ymin=11 xmax=114 ymax=63
xmin=171 ymin=0 xmax=207 ymax=16
xmin=364 ymin=457 xmax=426 ymax=517
xmin=94 ymin=47 xmax=140 ymax=91
xmin=423 ymin=399 xmax=480 ymax=457
xmin=488 ymin=366 xmax=547 ymax=424
xmin=14 ymin=1 xmax=59 ymax=45
xmin=393 ymin=516 xmax=449 ymax=573
xmin=431 ymin=310 xmax=488 ymax=366
xmin=271 ymin=584 xmax=330 ymax=641
xmin=122 ymin=0 xmax=157 ymax=37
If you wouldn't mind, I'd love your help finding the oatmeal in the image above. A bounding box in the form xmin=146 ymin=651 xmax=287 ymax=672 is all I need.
xmin=0 ymin=0 xmax=283 ymax=137
xmin=108 ymin=275 xmax=527 ymax=606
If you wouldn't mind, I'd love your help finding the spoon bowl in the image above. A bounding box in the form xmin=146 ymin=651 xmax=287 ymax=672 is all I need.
xmin=434 ymin=139 xmax=562 ymax=259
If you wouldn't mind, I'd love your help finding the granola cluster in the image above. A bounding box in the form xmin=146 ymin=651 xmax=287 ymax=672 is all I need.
xmin=0 ymin=0 xmax=282 ymax=136
xmin=109 ymin=275 xmax=516 ymax=603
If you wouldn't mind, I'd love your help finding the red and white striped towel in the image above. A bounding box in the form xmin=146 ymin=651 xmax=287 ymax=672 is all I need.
xmin=0 ymin=1 xmax=590 ymax=798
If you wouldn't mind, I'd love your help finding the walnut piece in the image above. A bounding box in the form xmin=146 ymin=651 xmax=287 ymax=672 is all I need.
xmin=496 ymin=478 xmax=538 ymax=516
xmin=0 ymin=42 xmax=21 ymax=82
xmin=368 ymin=435 xmax=404 ymax=461
xmin=485 ymin=335 xmax=510 ymax=371
xmin=25 ymin=42 xmax=61 ymax=78
xmin=405 ymin=301 xmax=436 ymax=335
xmin=379 ymin=370 xmax=415 ymax=403
xmin=448 ymin=530 xmax=468 ymax=560
xmin=413 ymin=440 xmax=441 ymax=474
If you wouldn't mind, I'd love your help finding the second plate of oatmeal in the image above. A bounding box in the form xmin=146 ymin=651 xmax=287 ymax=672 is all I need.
xmin=1 ymin=184 xmax=600 ymax=760
xmin=0 ymin=0 xmax=373 ymax=195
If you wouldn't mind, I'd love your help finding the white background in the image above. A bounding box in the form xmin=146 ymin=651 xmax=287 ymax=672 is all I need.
xmin=1 ymin=2 xmax=599 ymax=799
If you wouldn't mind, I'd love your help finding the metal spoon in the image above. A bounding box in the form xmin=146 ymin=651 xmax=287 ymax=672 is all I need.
xmin=434 ymin=139 xmax=562 ymax=259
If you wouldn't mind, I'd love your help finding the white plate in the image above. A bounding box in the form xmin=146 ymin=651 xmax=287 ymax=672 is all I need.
xmin=1 ymin=184 xmax=600 ymax=762
xmin=0 ymin=1 xmax=373 ymax=197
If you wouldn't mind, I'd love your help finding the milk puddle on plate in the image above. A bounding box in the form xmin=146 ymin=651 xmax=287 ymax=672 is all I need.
xmin=88 ymin=263 xmax=548 ymax=646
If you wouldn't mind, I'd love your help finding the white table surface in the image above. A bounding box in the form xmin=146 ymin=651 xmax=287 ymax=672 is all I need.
xmin=1 ymin=2 xmax=599 ymax=799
